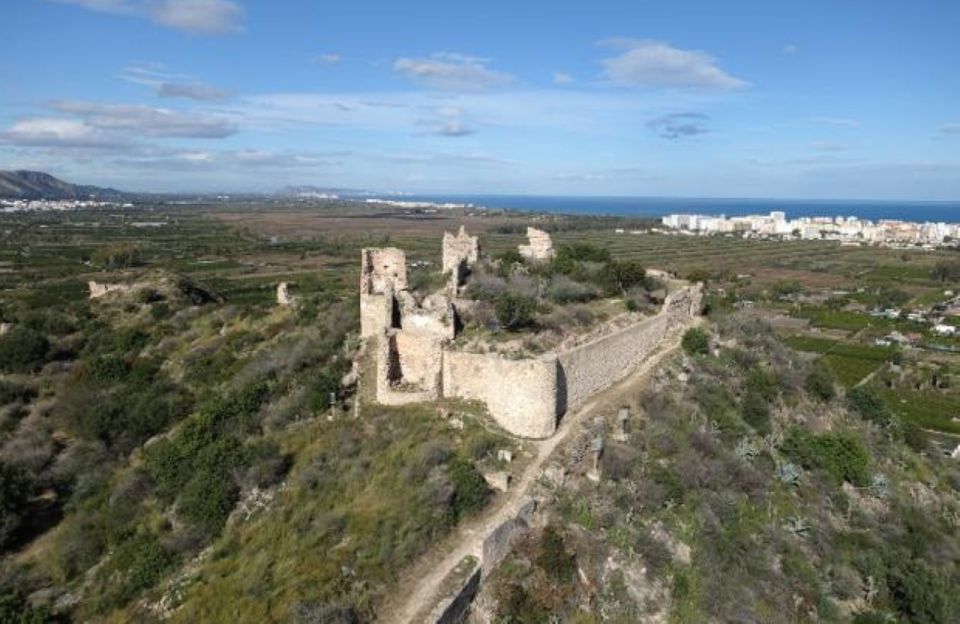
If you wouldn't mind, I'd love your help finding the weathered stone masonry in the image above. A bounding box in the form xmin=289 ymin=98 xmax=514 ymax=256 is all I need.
xmin=361 ymin=226 xmax=702 ymax=439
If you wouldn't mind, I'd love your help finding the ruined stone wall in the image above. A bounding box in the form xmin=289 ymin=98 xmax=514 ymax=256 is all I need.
xmin=442 ymin=226 xmax=479 ymax=276
xmin=518 ymin=227 xmax=555 ymax=262
xmin=558 ymin=313 xmax=670 ymax=411
xmin=442 ymin=351 xmax=559 ymax=438
xmin=276 ymin=282 xmax=293 ymax=306
xmin=664 ymin=283 xmax=703 ymax=320
xmin=88 ymin=281 xmax=133 ymax=299
xmin=360 ymin=247 xmax=407 ymax=294
xmin=375 ymin=331 xmax=439 ymax=405
xmin=360 ymin=293 xmax=393 ymax=339
xmin=395 ymin=330 xmax=444 ymax=391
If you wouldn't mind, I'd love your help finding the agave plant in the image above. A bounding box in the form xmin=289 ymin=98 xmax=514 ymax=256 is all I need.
xmin=783 ymin=515 xmax=810 ymax=537
xmin=776 ymin=462 xmax=802 ymax=486
xmin=735 ymin=437 xmax=760 ymax=461
xmin=870 ymin=473 xmax=891 ymax=499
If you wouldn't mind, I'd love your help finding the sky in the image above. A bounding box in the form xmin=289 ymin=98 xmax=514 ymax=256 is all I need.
xmin=1 ymin=0 xmax=958 ymax=199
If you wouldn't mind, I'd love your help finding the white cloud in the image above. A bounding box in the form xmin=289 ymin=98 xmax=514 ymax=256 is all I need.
xmin=393 ymin=52 xmax=515 ymax=91
xmin=149 ymin=0 xmax=242 ymax=34
xmin=52 ymin=0 xmax=243 ymax=35
xmin=553 ymin=72 xmax=575 ymax=85
xmin=313 ymin=53 xmax=341 ymax=65
xmin=113 ymin=148 xmax=342 ymax=171
xmin=599 ymin=39 xmax=747 ymax=90
xmin=120 ymin=64 xmax=230 ymax=101
xmin=51 ymin=100 xmax=237 ymax=138
xmin=783 ymin=43 xmax=799 ymax=54
xmin=813 ymin=116 xmax=861 ymax=127
xmin=0 ymin=117 xmax=133 ymax=149
xmin=940 ymin=123 xmax=960 ymax=135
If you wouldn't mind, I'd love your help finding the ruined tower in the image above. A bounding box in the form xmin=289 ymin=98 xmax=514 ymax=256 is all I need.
xmin=518 ymin=227 xmax=555 ymax=262
xmin=442 ymin=225 xmax=479 ymax=292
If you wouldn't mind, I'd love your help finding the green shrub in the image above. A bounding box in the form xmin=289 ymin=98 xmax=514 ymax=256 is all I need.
xmin=0 ymin=590 xmax=59 ymax=623
xmin=0 ymin=380 xmax=34 ymax=406
xmin=556 ymin=243 xmax=611 ymax=264
xmin=741 ymin=389 xmax=771 ymax=434
xmin=0 ymin=326 xmax=49 ymax=373
xmin=598 ymin=260 xmax=646 ymax=296
xmin=494 ymin=582 xmax=548 ymax=623
xmin=846 ymin=387 xmax=892 ymax=426
xmin=536 ymin=525 xmax=576 ymax=582
xmin=178 ymin=469 xmax=240 ymax=535
xmin=682 ymin=327 xmax=710 ymax=356
xmin=888 ymin=560 xmax=956 ymax=624
xmin=781 ymin=428 xmax=870 ymax=486
xmin=0 ymin=462 xmax=32 ymax=550
xmin=546 ymin=275 xmax=598 ymax=303
xmin=746 ymin=367 xmax=780 ymax=402
xmin=805 ymin=361 xmax=836 ymax=401
xmin=98 ymin=532 xmax=176 ymax=608
xmin=496 ymin=249 xmax=526 ymax=278
xmin=494 ymin=293 xmax=536 ymax=331
xmin=447 ymin=457 xmax=489 ymax=521
xmin=92 ymin=243 xmax=142 ymax=269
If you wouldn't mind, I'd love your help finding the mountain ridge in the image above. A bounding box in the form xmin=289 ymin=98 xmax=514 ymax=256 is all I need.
xmin=0 ymin=170 xmax=126 ymax=200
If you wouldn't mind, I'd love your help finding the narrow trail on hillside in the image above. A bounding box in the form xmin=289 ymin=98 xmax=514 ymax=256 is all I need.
xmin=381 ymin=323 xmax=692 ymax=624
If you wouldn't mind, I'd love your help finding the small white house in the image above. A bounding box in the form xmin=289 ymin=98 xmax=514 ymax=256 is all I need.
xmin=933 ymin=324 xmax=957 ymax=336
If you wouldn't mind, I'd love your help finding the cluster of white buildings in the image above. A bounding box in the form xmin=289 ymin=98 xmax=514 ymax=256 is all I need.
xmin=660 ymin=211 xmax=960 ymax=247
xmin=1 ymin=199 xmax=130 ymax=213
xmin=364 ymin=198 xmax=475 ymax=210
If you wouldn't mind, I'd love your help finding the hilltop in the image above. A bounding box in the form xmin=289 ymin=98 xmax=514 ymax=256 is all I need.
xmin=0 ymin=170 xmax=126 ymax=200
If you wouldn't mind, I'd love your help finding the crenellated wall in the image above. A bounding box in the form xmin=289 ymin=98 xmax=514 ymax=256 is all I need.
xmin=442 ymin=351 xmax=560 ymax=438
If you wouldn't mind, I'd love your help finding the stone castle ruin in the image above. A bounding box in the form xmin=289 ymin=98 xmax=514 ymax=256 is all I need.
xmin=361 ymin=226 xmax=701 ymax=438
xmin=518 ymin=227 xmax=555 ymax=262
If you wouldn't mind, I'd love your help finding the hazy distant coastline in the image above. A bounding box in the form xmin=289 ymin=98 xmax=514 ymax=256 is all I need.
xmin=394 ymin=194 xmax=960 ymax=222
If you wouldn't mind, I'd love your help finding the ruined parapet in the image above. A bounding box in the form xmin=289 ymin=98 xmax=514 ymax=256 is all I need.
xmin=558 ymin=313 xmax=670 ymax=411
xmin=360 ymin=289 xmax=395 ymax=339
xmin=663 ymin=283 xmax=703 ymax=321
xmin=88 ymin=280 xmax=133 ymax=299
xmin=276 ymin=282 xmax=295 ymax=306
xmin=375 ymin=329 xmax=441 ymax=405
xmin=442 ymin=225 xmax=479 ymax=291
xmin=442 ymin=351 xmax=559 ymax=438
xmin=360 ymin=247 xmax=408 ymax=295
xmin=360 ymin=248 xmax=407 ymax=339
xmin=518 ymin=227 xmax=555 ymax=262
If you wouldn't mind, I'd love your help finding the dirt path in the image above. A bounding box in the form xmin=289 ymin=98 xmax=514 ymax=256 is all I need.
xmin=382 ymin=323 xmax=691 ymax=624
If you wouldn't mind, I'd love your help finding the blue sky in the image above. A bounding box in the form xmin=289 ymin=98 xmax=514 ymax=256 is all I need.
xmin=1 ymin=0 xmax=958 ymax=199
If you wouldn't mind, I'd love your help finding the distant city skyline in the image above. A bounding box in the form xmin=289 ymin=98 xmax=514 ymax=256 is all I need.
xmin=1 ymin=0 xmax=958 ymax=199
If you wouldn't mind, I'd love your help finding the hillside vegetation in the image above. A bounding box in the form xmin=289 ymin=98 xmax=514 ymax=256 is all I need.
xmin=477 ymin=313 xmax=960 ymax=623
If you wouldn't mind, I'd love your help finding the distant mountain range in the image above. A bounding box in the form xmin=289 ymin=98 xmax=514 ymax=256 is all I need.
xmin=0 ymin=170 xmax=127 ymax=200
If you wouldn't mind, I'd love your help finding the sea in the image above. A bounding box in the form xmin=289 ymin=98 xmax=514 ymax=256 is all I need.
xmin=400 ymin=195 xmax=960 ymax=223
